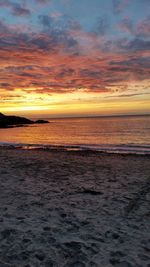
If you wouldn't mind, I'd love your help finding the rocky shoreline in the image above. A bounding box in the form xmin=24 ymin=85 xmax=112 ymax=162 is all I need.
xmin=0 ymin=113 xmax=49 ymax=128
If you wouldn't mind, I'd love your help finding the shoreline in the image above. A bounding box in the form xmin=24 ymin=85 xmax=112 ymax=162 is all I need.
xmin=0 ymin=142 xmax=150 ymax=156
xmin=0 ymin=148 xmax=150 ymax=266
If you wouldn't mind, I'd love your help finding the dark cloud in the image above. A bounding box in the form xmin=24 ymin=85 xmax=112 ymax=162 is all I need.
xmin=0 ymin=20 xmax=10 ymax=34
xmin=136 ymin=15 xmax=150 ymax=38
xmin=109 ymin=56 xmax=150 ymax=81
xmin=108 ymin=66 xmax=129 ymax=72
xmin=95 ymin=16 xmax=109 ymax=36
xmin=56 ymin=68 xmax=75 ymax=78
xmin=0 ymin=0 xmax=10 ymax=7
xmin=110 ymin=56 xmax=150 ymax=68
xmin=11 ymin=4 xmax=31 ymax=17
xmin=39 ymin=15 xmax=53 ymax=28
xmin=118 ymin=14 xmax=150 ymax=39
xmin=38 ymin=15 xmax=79 ymax=51
xmin=105 ymin=92 xmax=150 ymax=99
xmin=31 ymin=34 xmax=56 ymax=50
xmin=0 ymin=0 xmax=31 ymax=16
xmin=118 ymin=38 xmax=150 ymax=52
xmin=0 ymin=82 xmax=12 ymax=87
xmin=35 ymin=0 xmax=50 ymax=4
xmin=112 ymin=0 xmax=130 ymax=14
xmin=119 ymin=17 xmax=133 ymax=34
xmin=80 ymin=69 xmax=102 ymax=79
xmin=39 ymin=14 xmax=81 ymax=32
xmin=0 ymin=17 xmax=78 ymax=55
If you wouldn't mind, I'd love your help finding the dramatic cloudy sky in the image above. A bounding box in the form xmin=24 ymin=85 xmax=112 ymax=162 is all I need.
xmin=0 ymin=0 xmax=150 ymax=117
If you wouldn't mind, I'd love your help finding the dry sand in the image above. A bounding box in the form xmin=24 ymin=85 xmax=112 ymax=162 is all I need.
xmin=0 ymin=148 xmax=150 ymax=267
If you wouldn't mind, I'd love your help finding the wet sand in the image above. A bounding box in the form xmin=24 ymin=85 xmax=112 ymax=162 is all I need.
xmin=0 ymin=148 xmax=150 ymax=267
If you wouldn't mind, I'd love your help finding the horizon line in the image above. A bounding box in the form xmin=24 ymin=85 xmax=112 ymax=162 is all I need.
xmin=32 ymin=113 xmax=150 ymax=119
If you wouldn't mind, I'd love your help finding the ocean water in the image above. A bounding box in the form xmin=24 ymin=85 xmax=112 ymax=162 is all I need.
xmin=0 ymin=115 xmax=150 ymax=154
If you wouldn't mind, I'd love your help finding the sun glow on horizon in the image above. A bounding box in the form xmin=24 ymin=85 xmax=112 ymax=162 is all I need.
xmin=1 ymin=83 xmax=150 ymax=117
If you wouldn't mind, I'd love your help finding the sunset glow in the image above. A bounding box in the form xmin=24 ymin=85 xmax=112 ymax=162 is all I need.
xmin=0 ymin=0 xmax=150 ymax=117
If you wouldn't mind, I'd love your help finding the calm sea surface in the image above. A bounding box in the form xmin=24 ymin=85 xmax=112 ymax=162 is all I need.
xmin=0 ymin=115 xmax=150 ymax=154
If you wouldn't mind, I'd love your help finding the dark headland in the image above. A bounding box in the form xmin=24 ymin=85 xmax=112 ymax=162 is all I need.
xmin=0 ymin=112 xmax=49 ymax=128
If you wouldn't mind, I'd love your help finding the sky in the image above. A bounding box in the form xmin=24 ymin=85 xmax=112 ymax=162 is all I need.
xmin=0 ymin=0 xmax=150 ymax=117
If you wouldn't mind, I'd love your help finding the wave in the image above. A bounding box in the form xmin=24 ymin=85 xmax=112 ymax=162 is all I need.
xmin=0 ymin=141 xmax=150 ymax=155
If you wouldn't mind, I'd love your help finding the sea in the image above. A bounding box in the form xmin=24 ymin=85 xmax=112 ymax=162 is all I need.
xmin=0 ymin=115 xmax=150 ymax=155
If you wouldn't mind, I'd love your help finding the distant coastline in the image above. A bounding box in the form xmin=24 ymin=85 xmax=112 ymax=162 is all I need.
xmin=29 ymin=113 xmax=150 ymax=120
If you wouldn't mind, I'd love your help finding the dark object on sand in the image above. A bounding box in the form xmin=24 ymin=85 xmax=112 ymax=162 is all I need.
xmin=75 ymin=189 xmax=103 ymax=195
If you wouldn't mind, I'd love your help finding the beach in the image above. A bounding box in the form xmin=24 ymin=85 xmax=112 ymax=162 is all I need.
xmin=0 ymin=148 xmax=150 ymax=267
